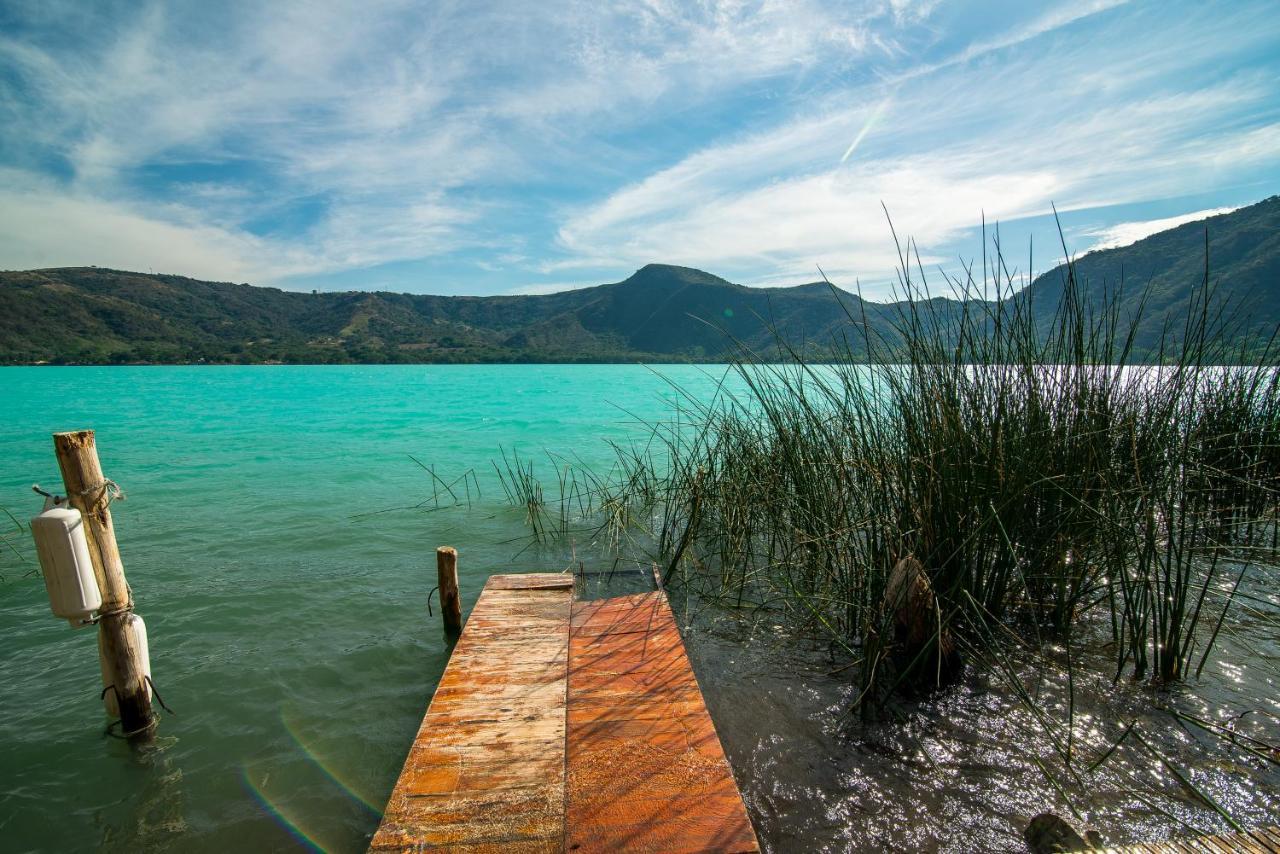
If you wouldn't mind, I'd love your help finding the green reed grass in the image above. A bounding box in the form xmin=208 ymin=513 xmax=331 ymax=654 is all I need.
xmin=491 ymin=223 xmax=1280 ymax=715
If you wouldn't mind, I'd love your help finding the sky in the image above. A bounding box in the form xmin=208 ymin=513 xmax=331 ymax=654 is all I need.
xmin=0 ymin=0 xmax=1277 ymax=299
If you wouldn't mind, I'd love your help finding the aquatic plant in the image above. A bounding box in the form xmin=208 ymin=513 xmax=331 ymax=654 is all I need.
xmin=494 ymin=223 xmax=1280 ymax=714
xmin=0 ymin=504 xmax=31 ymax=581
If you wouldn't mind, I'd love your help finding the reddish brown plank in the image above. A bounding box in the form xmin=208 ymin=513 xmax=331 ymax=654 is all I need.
xmin=566 ymin=591 xmax=760 ymax=854
xmin=369 ymin=575 xmax=573 ymax=852
xmin=374 ymin=578 xmax=758 ymax=853
xmin=486 ymin=573 xmax=576 ymax=591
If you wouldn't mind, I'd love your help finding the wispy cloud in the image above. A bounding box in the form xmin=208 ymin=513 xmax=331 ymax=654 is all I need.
xmin=553 ymin=2 xmax=1280 ymax=294
xmin=1081 ymin=207 xmax=1241 ymax=253
xmin=0 ymin=171 xmax=310 ymax=281
xmin=503 ymin=280 xmax=599 ymax=296
xmin=0 ymin=0 xmax=1276 ymax=294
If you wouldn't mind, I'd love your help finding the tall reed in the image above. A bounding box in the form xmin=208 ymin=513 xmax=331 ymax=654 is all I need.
xmin=501 ymin=226 xmax=1279 ymax=712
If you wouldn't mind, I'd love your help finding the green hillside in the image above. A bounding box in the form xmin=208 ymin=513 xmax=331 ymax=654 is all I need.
xmin=1 ymin=196 xmax=1276 ymax=365
xmin=1019 ymin=196 xmax=1280 ymax=355
xmin=0 ymin=263 xmax=871 ymax=364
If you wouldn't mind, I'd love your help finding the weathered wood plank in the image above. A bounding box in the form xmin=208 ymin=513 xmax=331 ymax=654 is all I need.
xmin=374 ymin=571 xmax=1273 ymax=854
xmin=369 ymin=575 xmax=573 ymax=852
xmin=566 ymin=591 xmax=759 ymax=854
xmin=1108 ymin=827 xmax=1280 ymax=853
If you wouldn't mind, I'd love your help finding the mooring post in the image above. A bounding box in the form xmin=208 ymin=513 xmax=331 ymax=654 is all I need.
xmin=53 ymin=430 xmax=154 ymax=735
xmin=437 ymin=546 xmax=462 ymax=637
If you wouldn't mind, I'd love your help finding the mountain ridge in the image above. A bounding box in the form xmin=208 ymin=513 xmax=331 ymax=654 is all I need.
xmin=1 ymin=197 xmax=1276 ymax=365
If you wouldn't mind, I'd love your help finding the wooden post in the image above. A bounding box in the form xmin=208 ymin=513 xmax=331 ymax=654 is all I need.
xmin=53 ymin=430 xmax=154 ymax=734
xmin=437 ymin=546 xmax=462 ymax=637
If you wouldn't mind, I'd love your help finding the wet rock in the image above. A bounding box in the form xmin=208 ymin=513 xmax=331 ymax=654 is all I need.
xmin=1024 ymin=812 xmax=1100 ymax=852
xmin=883 ymin=556 xmax=963 ymax=689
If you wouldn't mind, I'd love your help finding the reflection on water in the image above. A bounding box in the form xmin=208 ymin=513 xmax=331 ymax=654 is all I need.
xmin=662 ymin=566 xmax=1280 ymax=852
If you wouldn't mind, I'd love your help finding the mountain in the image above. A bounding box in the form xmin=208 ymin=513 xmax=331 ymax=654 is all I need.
xmin=1019 ymin=196 xmax=1280 ymax=355
xmin=0 ymin=263 xmax=875 ymax=364
xmin=1 ymin=197 xmax=1276 ymax=365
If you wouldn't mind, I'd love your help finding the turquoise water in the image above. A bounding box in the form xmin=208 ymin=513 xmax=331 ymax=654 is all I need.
xmin=4 ymin=366 xmax=1278 ymax=853
xmin=0 ymin=365 xmax=738 ymax=853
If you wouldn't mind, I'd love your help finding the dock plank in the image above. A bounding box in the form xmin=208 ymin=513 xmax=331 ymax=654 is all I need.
xmin=372 ymin=576 xmax=757 ymax=852
xmin=1103 ymin=827 xmax=1280 ymax=853
xmin=369 ymin=574 xmax=574 ymax=852
xmin=566 ymin=591 xmax=760 ymax=854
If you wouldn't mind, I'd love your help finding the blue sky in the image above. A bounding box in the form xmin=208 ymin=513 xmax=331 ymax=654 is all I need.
xmin=1 ymin=0 xmax=1277 ymax=298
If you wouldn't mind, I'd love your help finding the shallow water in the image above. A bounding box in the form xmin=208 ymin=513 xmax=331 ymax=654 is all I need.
xmin=680 ymin=599 xmax=1280 ymax=852
xmin=1 ymin=365 xmax=1276 ymax=852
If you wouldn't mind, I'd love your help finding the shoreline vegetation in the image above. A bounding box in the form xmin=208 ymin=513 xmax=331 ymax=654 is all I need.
xmin=2 ymin=209 xmax=1276 ymax=847
xmin=480 ymin=227 xmax=1280 ymax=838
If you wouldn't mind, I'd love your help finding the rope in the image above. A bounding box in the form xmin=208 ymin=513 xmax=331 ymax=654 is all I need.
xmin=105 ymin=714 xmax=159 ymax=740
xmin=100 ymin=685 xmax=158 ymax=739
xmin=426 ymin=586 xmax=439 ymax=617
xmin=31 ymin=484 xmax=64 ymax=504
xmin=99 ymin=675 xmax=175 ymax=736
xmin=32 ymin=479 xmax=126 ymax=507
xmin=146 ymin=675 xmax=175 ymax=716
xmin=80 ymin=479 xmax=125 ymax=507
xmin=92 ymin=603 xmax=135 ymax=622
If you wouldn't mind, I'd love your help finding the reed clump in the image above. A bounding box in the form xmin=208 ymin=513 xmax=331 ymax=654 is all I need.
xmin=499 ymin=230 xmax=1279 ymax=714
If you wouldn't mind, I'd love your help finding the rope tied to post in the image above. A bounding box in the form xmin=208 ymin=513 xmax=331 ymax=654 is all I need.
xmin=93 ymin=601 xmax=135 ymax=621
xmin=99 ymin=676 xmax=175 ymax=739
xmin=105 ymin=712 xmax=160 ymax=740
xmin=79 ymin=478 xmax=125 ymax=508
xmin=34 ymin=479 xmax=127 ymax=508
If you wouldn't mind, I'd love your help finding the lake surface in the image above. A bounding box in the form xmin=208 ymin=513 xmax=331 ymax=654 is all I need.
xmin=1 ymin=366 xmax=1277 ymax=852
xmin=0 ymin=365 xmax=747 ymax=852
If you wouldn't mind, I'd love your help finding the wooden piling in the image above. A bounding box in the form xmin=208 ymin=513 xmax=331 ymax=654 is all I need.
xmin=53 ymin=430 xmax=153 ymax=735
xmin=436 ymin=546 xmax=462 ymax=636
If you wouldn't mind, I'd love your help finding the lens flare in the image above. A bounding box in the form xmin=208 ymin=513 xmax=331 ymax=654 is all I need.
xmin=840 ymin=96 xmax=892 ymax=164
xmin=239 ymin=766 xmax=329 ymax=853
xmin=280 ymin=708 xmax=384 ymax=816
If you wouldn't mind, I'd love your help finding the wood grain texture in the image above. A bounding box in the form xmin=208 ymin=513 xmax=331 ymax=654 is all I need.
xmin=436 ymin=546 xmax=462 ymax=637
xmin=369 ymin=574 xmax=573 ymax=852
xmin=53 ymin=429 xmax=153 ymax=734
xmin=1096 ymin=827 xmax=1280 ymax=853
xmin=373 ymin=577 xmax=757 ymax=852
xmin=566 ymin=592 xmax=759 ymax=854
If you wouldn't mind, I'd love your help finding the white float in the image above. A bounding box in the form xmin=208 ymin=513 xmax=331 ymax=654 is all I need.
xmin=99 ymin=613 xmax=153 ymax=717
xmin=30 ymin=503 xmax=102 ymax=627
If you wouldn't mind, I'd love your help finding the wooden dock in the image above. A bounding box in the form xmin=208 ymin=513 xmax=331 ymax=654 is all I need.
xmin=1104 ymin=826 xmax=1280 ymax=853
xmin=370 ymin=571 xmax=1276 ymax=853
xmin=370 ymin=573 xmax=759 ymax=853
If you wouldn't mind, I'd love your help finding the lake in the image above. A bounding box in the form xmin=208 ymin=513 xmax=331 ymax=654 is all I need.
xmin=0 ymin=365 xmax=748 ymax=852
xmin=1 ymin=365 xmax=1277 ymax=852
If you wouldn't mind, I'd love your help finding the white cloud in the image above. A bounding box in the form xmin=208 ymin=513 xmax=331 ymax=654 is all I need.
xmin=1081 ymin=207 xmax=1240 ymax=252
xmin=503 ymin=280 xmax=599 ymax=296
xmin=558 ymin=159 xmax=1058 ymax=285
xmin=0 ymin=169 xmax=473 ymax=283
xmin=891 ymin=0 xmax=1131 ymax=83
xmin=0 ymin=174 xmax=310 ymax=281
xmin=0 ymin=0 xmax=900 ymax=283
xmin=551 ymin=4 xmax=1280 ymax=296
xmin=0 ymin=0 xmax=1276 ymax=294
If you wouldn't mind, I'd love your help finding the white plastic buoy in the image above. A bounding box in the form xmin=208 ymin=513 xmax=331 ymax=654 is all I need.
xmin=99 ymin=613 xmax=152 ymax=717
xmin=30 ymin=503 xmax=102 ymax=627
